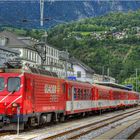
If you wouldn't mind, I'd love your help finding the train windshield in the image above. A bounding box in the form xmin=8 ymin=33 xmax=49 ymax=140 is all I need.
xmin=8 ymin=77 xmax=21 ymax=92
xmin=0 ymin=77 xmax=4 ymax=91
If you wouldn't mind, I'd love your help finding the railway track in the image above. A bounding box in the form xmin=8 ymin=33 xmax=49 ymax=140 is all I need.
xmin=0 ymin=107 xmax=139 ymax=140
xmin=127 ymin=125 xmax=140 ymax=139
xmin=43 ymin=108 xmax=140 ymax=140
xmin=0 ymin=131 xmax=14 ymax=137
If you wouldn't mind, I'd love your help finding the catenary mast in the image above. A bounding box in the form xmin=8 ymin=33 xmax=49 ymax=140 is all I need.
xmin=40 ymin=0 xmax=44 ymax=27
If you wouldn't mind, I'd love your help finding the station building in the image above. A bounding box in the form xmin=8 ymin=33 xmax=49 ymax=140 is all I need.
xmin=70 ymin=57 xmax=95 ymax=83
xmin=0 ymin=30 xmax=73 ymax=78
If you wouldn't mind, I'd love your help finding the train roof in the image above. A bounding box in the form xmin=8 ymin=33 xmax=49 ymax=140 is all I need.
xmin=95 ymin=82 xmax=132 ymax=91
xmin=0 ymin=66 xmax=58 ymax=78
xmin=66 ymin=80 xmax=92 ymax=87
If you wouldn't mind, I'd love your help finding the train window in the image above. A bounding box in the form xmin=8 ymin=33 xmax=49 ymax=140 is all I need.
xmin=68 ymin=88 xmax=71 ymax=98
xmin=74 ymin=88 xmax=77 ymax=99
xmin=8 ymin=77 xmax=21 ymax=92
xmin=78 ymin=89 xmax=80 ymax=99
xmin=90 ymin=89 xmax=92 ymax=99
xmin=0 ymin=77 xmax=4 ymax=91
xmin=87 ymin=89 xmax=90 ymax=100
xmin=80 ymin=89 xmax=83 ymax=100
xmin=84 ymin=89 xmax=86 ymax=99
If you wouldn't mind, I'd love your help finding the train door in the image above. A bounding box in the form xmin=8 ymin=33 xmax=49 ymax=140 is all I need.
xmin=95 ymin=87 xmax=99 ymax=109
xmin=110 ymin=90 xmax=113 ymax=108
xmin=25 ymin=76 xmax=35 ymax=114
xmin=31 ymin=79 xmax=35 ymax=112
xmin=71 ymin=86 xmax=74 ymax=113
xmin=92 ymin=87 xmax=96 ymax=110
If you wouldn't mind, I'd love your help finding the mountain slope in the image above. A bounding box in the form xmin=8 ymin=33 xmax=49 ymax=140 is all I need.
xmin=1 ymin=1 xmax=140 ymax=28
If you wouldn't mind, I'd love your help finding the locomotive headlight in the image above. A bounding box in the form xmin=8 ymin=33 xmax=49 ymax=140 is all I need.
xmin=12 ymin=103 xmax=19 ymax=107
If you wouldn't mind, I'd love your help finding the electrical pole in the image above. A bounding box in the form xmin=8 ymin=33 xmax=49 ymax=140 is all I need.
xmin=40 ymin=0 xmax=44 ymax=27
xmin=107 ymin=68 xmax=110 ymax=77
xmin=136 ymin=68 xmax=138 ymax=92
xmin=102 ymin=66 xmax=105 ymax=82
xmin=33 ymin=0 xmax=46 ymax=69
xmin=65 ymin=49 xmax=68 ymax=79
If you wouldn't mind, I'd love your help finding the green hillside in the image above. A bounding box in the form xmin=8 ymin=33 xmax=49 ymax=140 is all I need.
xmin=46 ymin=10 xmax=140 ymax=86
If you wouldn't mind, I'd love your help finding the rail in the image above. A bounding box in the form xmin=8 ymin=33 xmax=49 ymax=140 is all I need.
xmin=42 ymin=108 xmax=140 ymax=140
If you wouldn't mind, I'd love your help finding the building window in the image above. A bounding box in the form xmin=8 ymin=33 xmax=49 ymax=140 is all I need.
xmin=30 ymin=51 xmax=32 ymax=60
xmin=49 ymin=48 xmax=50 ymax=55
xmin=77 ymin=71 xmax=81 ymax=78
xmin=32 ymin=52 xmax=33 ymax=61
xmin=37 ymin=55 xmax=40 ymax=63
xmin=51 ymin=49 xmax=53 ymax=56
xmin=54 ymin=50 xmax=55 ymax=57
xmin=46 ymin=47 xmax=48 ymax=53
xmin=35 ymin=53 xmax=36 ymax=62
xmin=27 ymin=50 xmax=29 ymax=60
xmin=25 ymin=49 xmax=27 ymax=59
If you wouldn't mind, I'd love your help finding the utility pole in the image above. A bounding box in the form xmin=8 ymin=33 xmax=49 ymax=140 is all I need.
xmin=107 ymin=68 xmax=110 ymax=77
xmin=65 ymin=49 xmax=68 ymax=79
xmin=33 ymin=0 xmax=46 ymax=69
xmin=40 ymin=0 xmax=44 ymax=27
xmin=33 ymin=0 xmax=47 ymax=69
xmin=102 ymin=66 xmax=105 ymax=82
xmin=136 ymin=68 xmax=138 ymax=92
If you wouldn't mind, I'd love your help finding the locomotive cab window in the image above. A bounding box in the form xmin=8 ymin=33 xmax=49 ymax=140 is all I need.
xmin=8 ymin=77 xmax=21 ymax=92
xmin=0 ymin=77 xmax=4 ymax=91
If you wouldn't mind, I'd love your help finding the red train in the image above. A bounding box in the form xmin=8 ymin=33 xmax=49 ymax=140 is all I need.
xmin=0 ymin=67 xmax=139 ymax=130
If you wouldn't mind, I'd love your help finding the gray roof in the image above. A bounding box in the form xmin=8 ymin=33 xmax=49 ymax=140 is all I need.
xmin=70 ymin=57 xmax=95 ymax=74
xmin=0 ymin=45 xmax=19 ymax=54
xmin=0 ymin=31 xmax=60 ymax=52
xmin=18 ymin=37 xmax=39 ymax=46
xmin=0 ymin=31 xmax=37 ymax=51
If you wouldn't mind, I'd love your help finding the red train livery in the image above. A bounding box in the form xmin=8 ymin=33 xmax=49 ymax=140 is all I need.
xmin=0 ymin=67 xmax=139 ymax=130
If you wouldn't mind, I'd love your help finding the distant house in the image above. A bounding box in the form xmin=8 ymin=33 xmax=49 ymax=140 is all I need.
xmin=70 ymin=58 xmax=94 ymax=83
xmin=113 ymin=32 xmax=126 ymax=40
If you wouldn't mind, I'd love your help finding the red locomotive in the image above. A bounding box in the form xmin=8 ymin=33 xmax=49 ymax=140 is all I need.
xmin=0 ymin=66 xmax=139 ymax=130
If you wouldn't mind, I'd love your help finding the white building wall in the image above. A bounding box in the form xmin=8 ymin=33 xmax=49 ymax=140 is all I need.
xmin=0 ymin=37 xmax=7 ymax=46
xmin=86 ymin=73 xmax=93 ymax=83
xmin=73 ymin=65 xmax=86 ymax=82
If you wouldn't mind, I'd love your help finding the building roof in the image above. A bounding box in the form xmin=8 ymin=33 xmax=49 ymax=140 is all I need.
xmin=18 ymin=37 xmax=39 ymax=46
xmin=0 ymin=45 xmax=19 ymax=55
xmin=0 ymin=31 xmax=61 ymax=52
xmin=70 ymin=57 xmax=95 ymax=74
xmin=0 ymin=31 xmax=37 ymax=50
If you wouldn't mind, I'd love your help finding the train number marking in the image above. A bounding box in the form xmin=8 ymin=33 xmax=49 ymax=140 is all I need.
xmin=45 ymin=84 xmax=56 ymax=94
